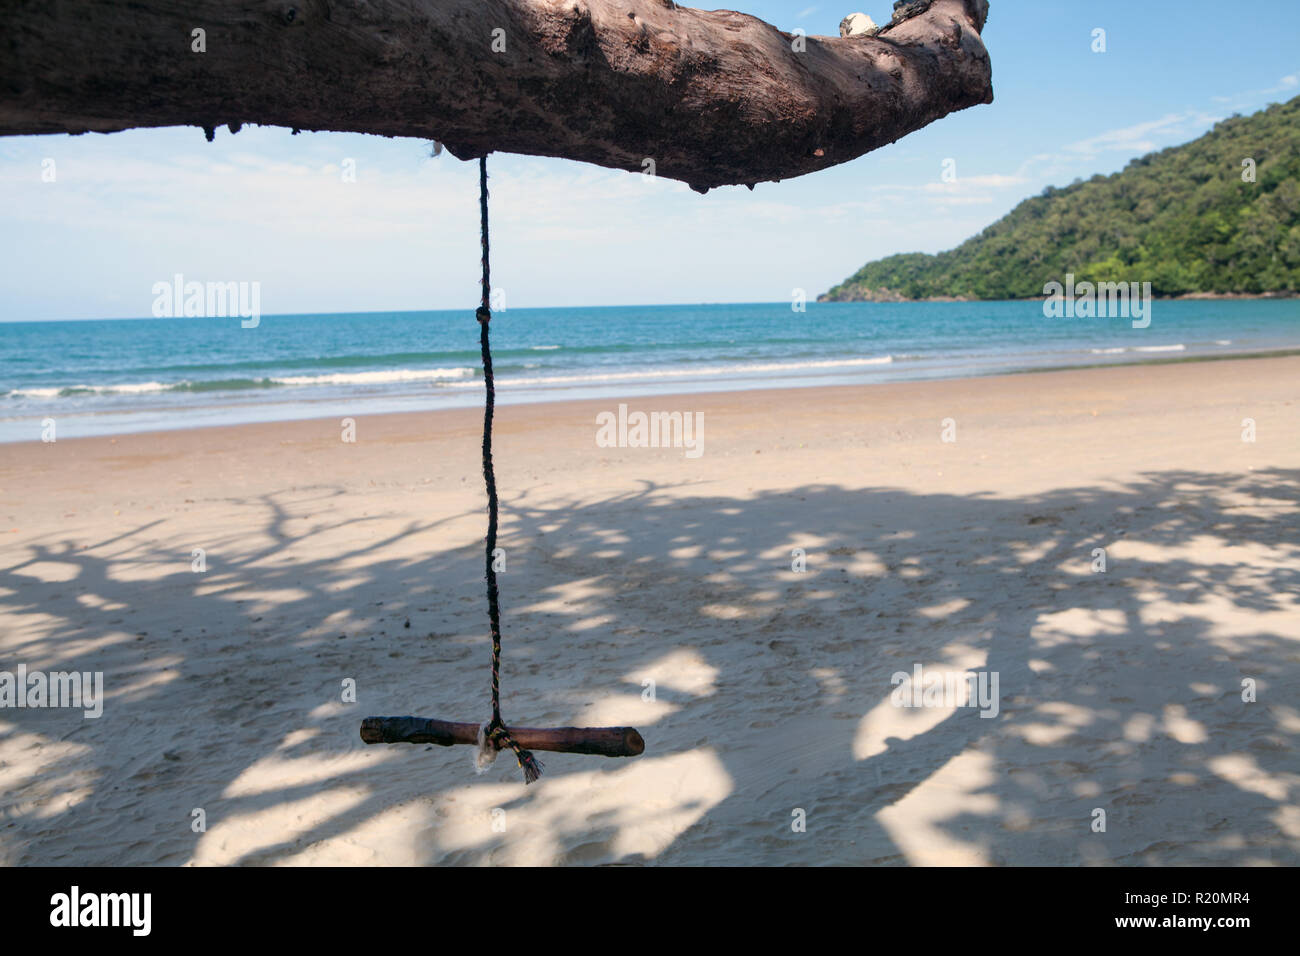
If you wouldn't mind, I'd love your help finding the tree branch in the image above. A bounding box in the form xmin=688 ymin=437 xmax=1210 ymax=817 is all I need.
xmin=0 ymin=0 xmax=992 ymax=191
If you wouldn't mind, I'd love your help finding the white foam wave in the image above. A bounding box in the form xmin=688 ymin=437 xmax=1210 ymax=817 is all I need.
xmin=7 ymin=367 xmax=476 ymax=399
xmin=443 ymin=355 xmax=894 ymax=389
xmin=272 ymin=367 xmax=475 ymax=387
xmin=8 ymin=381 xmax=172 ymax=397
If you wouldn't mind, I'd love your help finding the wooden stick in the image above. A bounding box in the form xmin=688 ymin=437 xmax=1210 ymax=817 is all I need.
xmin=360 ymin=716 xmax=645 ymax=758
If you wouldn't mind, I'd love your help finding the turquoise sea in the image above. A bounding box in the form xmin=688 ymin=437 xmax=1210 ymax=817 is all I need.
xmin=1 ymin=299 xmax=1298 ymax=442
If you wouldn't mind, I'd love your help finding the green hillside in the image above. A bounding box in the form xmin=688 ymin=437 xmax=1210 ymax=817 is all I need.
xmin=821 ymin=96 xmax=1300 ymax=301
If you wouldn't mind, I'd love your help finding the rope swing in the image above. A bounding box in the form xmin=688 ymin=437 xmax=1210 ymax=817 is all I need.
xmin=359 ymin=156 xmax=645 ymax=783
xmin=474 ymin=156 xmax=543 ymax=782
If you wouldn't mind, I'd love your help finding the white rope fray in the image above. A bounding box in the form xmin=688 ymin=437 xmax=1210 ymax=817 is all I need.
xmin=473 ymin=720 xmax=498 ymax=773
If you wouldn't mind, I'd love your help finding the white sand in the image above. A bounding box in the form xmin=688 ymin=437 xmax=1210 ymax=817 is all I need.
xmin=1 ymin=357 xmax=1298 ymax=865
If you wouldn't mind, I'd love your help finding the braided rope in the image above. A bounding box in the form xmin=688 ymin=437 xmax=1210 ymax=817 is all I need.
xmin=476 ymin=155 xmax=542 ymax=784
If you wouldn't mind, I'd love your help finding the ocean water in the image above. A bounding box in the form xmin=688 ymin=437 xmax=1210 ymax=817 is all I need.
xmin=1 ymin=300 xmax=1298 ymax=442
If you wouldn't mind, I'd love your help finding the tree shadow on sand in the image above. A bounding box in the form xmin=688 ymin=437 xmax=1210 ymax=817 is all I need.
xmin=1 ymin=467 xmax=1297 ymax=865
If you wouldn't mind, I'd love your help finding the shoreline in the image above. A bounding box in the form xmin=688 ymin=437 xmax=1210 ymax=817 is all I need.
xmin=5 ymin=344 xmax=1300 ymax=447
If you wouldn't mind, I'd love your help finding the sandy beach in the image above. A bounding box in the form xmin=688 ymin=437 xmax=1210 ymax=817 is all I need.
xmin=1 ymin=355 xmax=1297 ymax=866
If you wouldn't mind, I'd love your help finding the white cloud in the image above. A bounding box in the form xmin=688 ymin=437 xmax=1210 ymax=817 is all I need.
xmin=1207 ymin=72 xmax=1299 ymax=110
xmin=1062 ymin=111 xmax=1219 ymax=157
xmin=1010 ymin=107 xmax=1226 ymax=184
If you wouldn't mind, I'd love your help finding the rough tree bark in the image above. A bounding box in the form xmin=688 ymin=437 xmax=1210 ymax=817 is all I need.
xmin=0 ymin=0 xmax=992 ymax=191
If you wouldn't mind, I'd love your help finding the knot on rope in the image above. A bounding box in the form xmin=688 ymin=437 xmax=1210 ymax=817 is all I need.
xmin=486 ymin=718 xmax=543 ymax=784
xmin=476 ymin=305 xmax=491 ymax=325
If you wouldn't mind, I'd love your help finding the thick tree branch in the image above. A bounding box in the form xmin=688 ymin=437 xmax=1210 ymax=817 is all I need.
xmin=0 ymin=0 xmax=992 ymax=191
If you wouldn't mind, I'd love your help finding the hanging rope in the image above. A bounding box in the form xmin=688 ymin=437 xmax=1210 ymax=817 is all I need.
xmin=476 ymin=154 xmax=543 ymax=784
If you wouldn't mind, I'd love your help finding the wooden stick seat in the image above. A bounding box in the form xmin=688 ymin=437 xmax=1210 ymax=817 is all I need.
xmin=360 ymin=716 xmax=645 ymax=758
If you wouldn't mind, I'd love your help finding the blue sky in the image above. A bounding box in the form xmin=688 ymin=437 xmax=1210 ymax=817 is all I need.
xmin=1 ymin=0 xmax=1297 ymax=320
